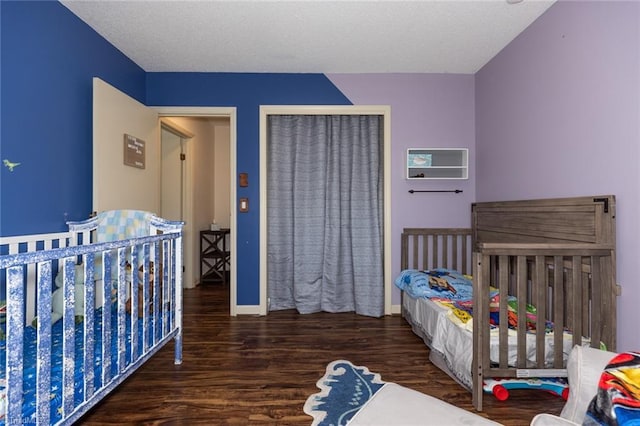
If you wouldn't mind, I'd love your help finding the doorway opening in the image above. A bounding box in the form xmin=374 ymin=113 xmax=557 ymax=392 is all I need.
xmin=155 ymin=108 xmax=238 ymax=315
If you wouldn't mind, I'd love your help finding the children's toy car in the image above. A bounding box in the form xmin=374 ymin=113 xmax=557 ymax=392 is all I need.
xmin=483 ymin=378 xmax=569 ymax=401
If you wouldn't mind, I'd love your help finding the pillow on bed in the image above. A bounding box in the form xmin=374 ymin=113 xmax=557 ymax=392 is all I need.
xmin=394 ymin=268 xmax=473 ymax=301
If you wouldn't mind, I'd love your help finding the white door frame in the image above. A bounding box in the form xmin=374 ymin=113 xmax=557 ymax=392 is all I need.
xmin=154 ymin=107 xmax=238 ymax=316
xmin=259 ymin=105 xmax=392 ymax=316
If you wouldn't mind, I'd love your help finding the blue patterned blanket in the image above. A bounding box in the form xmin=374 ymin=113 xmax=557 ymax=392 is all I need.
xmin=304 ymin=360 xmax=387 ymax=426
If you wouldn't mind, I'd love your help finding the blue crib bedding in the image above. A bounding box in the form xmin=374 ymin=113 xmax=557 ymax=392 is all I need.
xmin=395 ymin=268 xmax=474 ymax=301
xmin=0 ymin=307 xmax=166 ymax=425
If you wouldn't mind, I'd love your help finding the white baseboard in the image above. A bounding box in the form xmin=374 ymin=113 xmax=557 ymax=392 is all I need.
xmin=233 ymin=305 xmax=263 ymax=316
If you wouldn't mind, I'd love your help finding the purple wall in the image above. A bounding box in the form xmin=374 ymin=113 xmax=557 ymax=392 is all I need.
xmin=476 ymin=1 xmax=640 ymax=351
xmin=327 ymin=74 xmax=476 ymax=304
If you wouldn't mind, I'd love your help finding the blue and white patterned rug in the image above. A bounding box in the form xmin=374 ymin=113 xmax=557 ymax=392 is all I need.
xmin=304 ymin=360 xmax=387 ymax=426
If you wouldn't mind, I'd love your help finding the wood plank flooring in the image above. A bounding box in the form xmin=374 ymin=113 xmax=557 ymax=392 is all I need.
xmin=80 ymin=284 xmax=565 ymax=425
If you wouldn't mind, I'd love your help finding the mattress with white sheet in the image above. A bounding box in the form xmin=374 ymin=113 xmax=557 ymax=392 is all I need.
xmin=402 ymin=287 xmax=578 ymax=391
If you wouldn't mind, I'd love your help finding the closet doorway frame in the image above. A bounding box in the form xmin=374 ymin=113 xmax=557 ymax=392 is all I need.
xmin=259 ymin=105 xmax=392 ymax=316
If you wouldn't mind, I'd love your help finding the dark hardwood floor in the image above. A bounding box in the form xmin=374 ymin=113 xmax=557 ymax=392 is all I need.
xmin=80 ymin=284 xmax=564 ymax=425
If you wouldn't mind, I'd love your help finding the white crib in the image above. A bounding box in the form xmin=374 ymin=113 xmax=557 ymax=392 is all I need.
xmin=0 ymin=210 xmax=183 ymax=425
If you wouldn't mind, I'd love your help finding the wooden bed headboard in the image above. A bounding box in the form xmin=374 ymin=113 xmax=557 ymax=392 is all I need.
xmin=472 ymin=195 xmax=616 ymax=248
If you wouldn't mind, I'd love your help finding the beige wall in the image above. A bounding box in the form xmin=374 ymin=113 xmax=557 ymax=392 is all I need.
xmin=163 ymin=116 xmax=230 ymax=288
xmin=212 ymin=118 xmax=231 ymax=229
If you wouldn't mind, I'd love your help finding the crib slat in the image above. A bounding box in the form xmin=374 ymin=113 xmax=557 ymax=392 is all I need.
xmin=62 ymin=257 xmax=77 ymax=417
xmin=460 ymin=235 xmax=468 ymax=275
xmin=153 ymin=241 xmax=161 ymax=344
xmin=84 ymin=254 xmax=96 ymax=400
xmin=516 ymin=256 xmax=527 ymax=368
xmin=25 ymin=241 xmax=37 ymax=328
xmin=169 ymin=240 xmax=176 ymax=330
xmin=441 ymin=235 xmax=448 ymax=269
xmin=117 ymin=247 xmax=128 ymax=373
xmin=163 ymin=240 xmax=171 ymax=336
xmin=6 ymin=265 xmax=25 ymax=424
xmin=590 ymin=256 xmax=602 ymax=348
xmin=400 ymin=231 xmax=408 ymax=270
xmin=102 ymin=250 xmax=113 ymax=384
xmin=497 ymin=255 xmax=508 ymax=368
xmin=534 ymin=256 xmax=546 ymax=368
xmin=130 ymin=246 xmax=140 ymax=363
xmin=600 ymin=254 xmax=615 ymax=349
xmin=570 ymin=256 xmax=583 ymax=348
xmin=35 ymin=262 xmax=53 ymax=426
xmin=142 ymin=244 xmax=151 ymax=351
xmin=173 ymin=236 xmax=184 ymax=365
xmin=553 ymin=256 xmax=564 ymax=368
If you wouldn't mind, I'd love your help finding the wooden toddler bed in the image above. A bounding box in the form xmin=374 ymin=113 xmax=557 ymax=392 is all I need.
xmin=0 ymin=210 xmax=183 ymax=425
xmin=398 ymin=195 xmax=617 ymax=411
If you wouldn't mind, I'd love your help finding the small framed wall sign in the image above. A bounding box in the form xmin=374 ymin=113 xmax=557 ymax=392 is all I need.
xmin=123 ymin=134 xmax=145 ymax=169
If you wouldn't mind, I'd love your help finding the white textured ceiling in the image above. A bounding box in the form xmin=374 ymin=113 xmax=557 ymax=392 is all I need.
xmin=60 ymin=0 xmax=555 ymax=74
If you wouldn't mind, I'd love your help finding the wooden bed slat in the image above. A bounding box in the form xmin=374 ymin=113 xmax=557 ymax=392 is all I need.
xmin=553 ymin=256 xmax=564 ymax=368
xmin=498 ymin=255 xmax=509 ymax=369
xmin=591 ymin=256 xmax=602 ymax=349
xmin=516 ymin=256 xmax=527 ymax=369
xmin=534 ymin=256 xmax=546 ymax=369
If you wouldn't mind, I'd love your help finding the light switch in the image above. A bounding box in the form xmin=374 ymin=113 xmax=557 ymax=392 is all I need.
xmin=239 ymin=197 xmax=249 ymax=212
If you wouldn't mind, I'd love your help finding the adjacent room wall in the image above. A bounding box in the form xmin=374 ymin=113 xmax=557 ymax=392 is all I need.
xmin=212 ymin=118 xmax=231 ymax=230
xmin=475 ymin=0 xmax=640 ymax=351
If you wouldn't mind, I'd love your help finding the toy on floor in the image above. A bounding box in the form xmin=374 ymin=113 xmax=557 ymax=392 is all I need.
xmin=483 ymin=377 xmax=569 ymax=401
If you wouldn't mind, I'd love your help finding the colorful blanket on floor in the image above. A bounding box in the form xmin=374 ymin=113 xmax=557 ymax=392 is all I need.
xmin=584 ymin=351 xmax=640 ymax=425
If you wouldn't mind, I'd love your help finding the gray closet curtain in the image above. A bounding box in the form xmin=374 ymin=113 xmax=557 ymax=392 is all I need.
xmin=267 ymin=114 xmax=384 ymax=317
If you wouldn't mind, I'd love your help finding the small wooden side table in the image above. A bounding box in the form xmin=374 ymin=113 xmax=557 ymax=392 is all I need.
xmin=199 ymin=228 xmax=230 ymax=286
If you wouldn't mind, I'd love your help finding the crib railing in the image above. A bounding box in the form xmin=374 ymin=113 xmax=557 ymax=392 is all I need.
xmin=1 ymin=230 xmax=183 ymax=425
xmin=401 ymin=228 xmax=473 ymax=275
xmin=471 ymin=243 xmax=616 ymax=411
xmin=0 ymin=232 xmax=72 ymax=326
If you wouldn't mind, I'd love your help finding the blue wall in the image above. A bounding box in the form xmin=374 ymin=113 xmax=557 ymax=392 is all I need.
xmin=1 ymin=1 xmax=145 ymax=235
xmin=147 ymin=73 xmax=352 ymax=305
xmin=1 ymin=2 xmax=352 ymax=306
